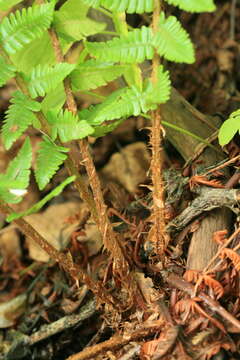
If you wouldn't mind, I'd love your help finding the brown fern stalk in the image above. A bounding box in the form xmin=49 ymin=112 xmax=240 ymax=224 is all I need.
xmin=147 ymin=0 xmax=170 ymax=258
xmin=48 ymin=29 xmax=132 ymax=287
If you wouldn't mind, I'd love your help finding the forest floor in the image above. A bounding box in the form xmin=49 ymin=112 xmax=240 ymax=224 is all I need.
xmin=1 ymin=1 xmax=240 ymax=360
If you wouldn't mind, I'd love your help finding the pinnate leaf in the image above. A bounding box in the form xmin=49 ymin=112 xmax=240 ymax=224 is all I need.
xmin=47 ymin=109 xmax=94 ymax=142
xmin=27 ymin=63 xmax=75 ymax=98
xmin=35 ymin=137 xmax=69 ymax=190
xmin=2 ymin=91 xmax=41 ymax=150
xmin=85 ymin=26 xmax=153 ymax=64
xmin=0 ymin=56 xmax=16 ymax=87
xmin=0 ymin=3 xmax=54 ymax=54
xmin=165 ymin=0 xmax=216 ymax=13
xmin=152 ymin=13 xmax=195 ymax=63
xmin=70 ymin=60 xmax=127 ymax=91
xmin=81 ymin=0 xmax=154 ymax=13
xmin=0 ymin=138 xmax=32 ymax=203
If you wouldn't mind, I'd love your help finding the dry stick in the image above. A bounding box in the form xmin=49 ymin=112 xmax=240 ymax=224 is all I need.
xmin=0 ymin=203 xmax=117 ymax=307
xmin=66 ymin=320 xmax=163 ymax=360
xmin=167 ymin=273 xmax=240 ymax=331
xmin=48 ymin=29 xmax=131 ymax=282
xmin=147 ymin=0 xmax=170 ymax=257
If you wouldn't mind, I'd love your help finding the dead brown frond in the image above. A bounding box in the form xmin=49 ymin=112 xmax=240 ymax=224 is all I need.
xmin=212 ymin=230 xmax=228 ymax=245
xmin=174 ymin=297 xmax=225 ymax=333
xmin=183 ymin=270 xmax=201 ymax=283
xmin=195 ymin=275 xmax=224 ymax=299
xmin=189 ymin=175 xmax=224 ymax=190
xmin=220 ymin=248 xmax=240 ymax=270
xmin=140 ymin=325 xmax=178 ymax=360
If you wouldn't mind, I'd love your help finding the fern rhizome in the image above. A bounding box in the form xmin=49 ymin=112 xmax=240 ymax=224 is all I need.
xmin=0 ymin=0 xmax=216 ymax=308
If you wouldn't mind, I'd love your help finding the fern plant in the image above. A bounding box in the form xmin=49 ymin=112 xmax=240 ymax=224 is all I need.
xmin=0 ymin=0 xmax=216 ymax=218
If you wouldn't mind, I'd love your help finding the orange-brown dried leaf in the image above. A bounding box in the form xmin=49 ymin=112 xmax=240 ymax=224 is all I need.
xmin=140 ymin=325 xmax=178 ymax=360
xmin=220 ymin=248 xmax=240 ymax=271
xmin=183 ymin=270 xmax=201 ymax=283
xmin=189 ymin=175 xmax=224 ymax=190
xmin=212 ymin=230 xmax=228 ymax=245
xmin=198 ymin=275 xmax=224 ymax=299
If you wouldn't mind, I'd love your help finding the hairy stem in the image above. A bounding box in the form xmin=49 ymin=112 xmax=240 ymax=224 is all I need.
xmin=48 ymin=28 xmax=132 ymax=289
xmin=148 ymin=0 xmax=170 ymax=258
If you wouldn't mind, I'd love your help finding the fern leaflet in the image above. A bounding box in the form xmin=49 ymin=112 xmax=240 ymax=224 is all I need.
xmin=35 ymin=137 xmax=69 ymax=190
xmin=54 ymin=0 xmax=106 ymax=41
xmin=47 ymin=109 xmax=94 ymax=142
xmin=80 ymin=66 xmax=170 ymax=124
xmin=165 ymin=0 xmax=216 ymax=13
xmin=70 ymin=60 xmax=127 ymax=91
xmin=7 ymin=176 xmax=76 ymax=222
xmin=81 ymin=0 xmax=153 ymax=13
xmin=85 ymin=26 xmax=154 ymax=64
xmin=27 ymin=63 xmax=75 ymax=98
xmin=0 ymin=3 xmax=54 ymax=54
xmin=0 ymin=56 xmax=16 ymax=87
xmin=2 ymin=91 xmax=41 ymax=150
xmin=0 ymin=138 xmax=32 ymax=203
xmin=144 ymin=66 xmax=171 ymax=107
xmin=152 ymin=13 xmax=195 ymax=63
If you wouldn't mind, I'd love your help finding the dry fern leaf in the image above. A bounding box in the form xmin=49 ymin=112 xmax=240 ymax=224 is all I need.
xmin=199 ymin=275 xmax=224 ymax=299
xmin=212 ymin=230 xmax=228 ymax=245
xmin=189 ymin=175 xmax=224 ymax=190
xmin=183 ymin=269 xmax=201 ymax=283
xmin=220 ymin=248 xmax=240 ymax=271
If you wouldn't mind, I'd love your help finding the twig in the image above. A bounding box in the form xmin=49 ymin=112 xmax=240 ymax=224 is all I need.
xmin=203 ymin=154 xmax=240 ymax=176
xmin=167 ymin=188 xmax=240 ymax=234
xmin=167 ymin=273 xmax=240 ymax=331
xmin=28 ymin=298 xmax=96 ymax=345
xmin=66 ymin=320 xmax=163 ymax=360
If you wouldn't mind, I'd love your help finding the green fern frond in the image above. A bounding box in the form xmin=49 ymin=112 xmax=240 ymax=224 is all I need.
xmin=47 ymin=109 xmax=94 ymax=142
xmin=2 ymin=91 xmax=41 ymax=150
xmin=218 ymin=110 xmax=240 ymax=146
xmin=144 ymin=65 xmax=171 ymax=107
xmin=152 ymin=13 xmax=195 ymax=63
xmin=54 ymin=0 xmax=106 ymax=41
xmin=82 ymin=0 xmax=153 ymax=13
xmin=70 ymin=60 xmax=127 ymax=90
xmin=85 ymin=26 xmax=153 ymax=64
xmin=27 ymin=63 xmax=75 ymax=98
xmin=79 ymin=86 xmax=148 ymax=125
xmin=7 ymin=175 xmax=76 ymax=221
xmin=165 ymin=0 xmax=216 ymax=13
xmin=0 ymin=56 xmax=16 ymax=87
xmin=35 ymin=137 xmax=69 ymax=190
xmin=0 ymin=138 xmax=32 ymax=203
xmin=91 ymin=118 xmax=124 ymax=138
xmin=0 ymin=3 xmax=54 ymax=54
